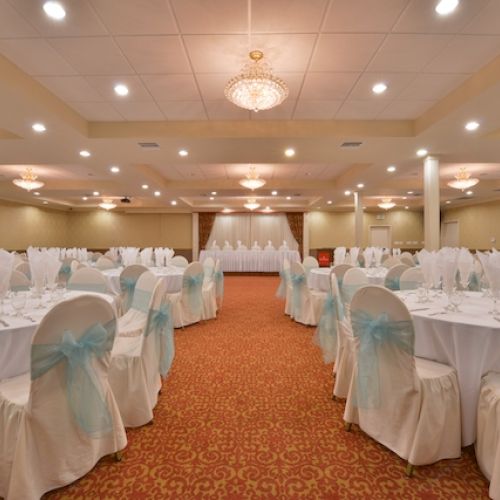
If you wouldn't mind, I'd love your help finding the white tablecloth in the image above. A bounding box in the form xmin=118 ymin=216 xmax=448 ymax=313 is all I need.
xmin=200 ymin=249 xmax=300 ymax=272
xmin=308 ymin=267 xmax=388 ymax=291
xmin=0 ymin=291 xmax=118 ymax=381
xmin=103 ymin=266 xmax=184 ymax=294
xmin=398 ymin=290 xmax=500 ymax=446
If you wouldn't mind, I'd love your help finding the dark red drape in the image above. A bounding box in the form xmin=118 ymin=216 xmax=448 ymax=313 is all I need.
xmin=286 ymin=212 xmax=304 ymax=257
xmin=198 ymin=212 xmax=217 ymax=250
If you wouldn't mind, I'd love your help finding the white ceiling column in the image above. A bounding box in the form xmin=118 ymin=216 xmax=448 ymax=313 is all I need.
xmin=192 ymin=212 xmax=199 ymax=261
xmin=423 ymin=156 xmax=440 ymax=251
xmin=353 ymin=191 xmax=363 ymax=248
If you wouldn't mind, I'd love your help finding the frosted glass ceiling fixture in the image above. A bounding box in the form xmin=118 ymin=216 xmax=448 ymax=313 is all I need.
xmin=239 ymin=166 xmax=266 ymax=190
xmin=12 ymin=168 xmax=44 ymax=191
xmin=447 ymin=167 xmax=479 ymax=191
xmin=244 ymin=198 xmax=260 ymax=211
xmin=225 ymin=0 xmax=288 ymax=112
xmin=378 ymin=198 xmax=396 ymax=210
xmin=99 ymin=200 xmax=117 ymax=210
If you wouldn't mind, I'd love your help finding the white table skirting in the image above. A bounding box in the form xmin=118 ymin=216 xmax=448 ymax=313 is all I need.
xmin=308 ymin=267 xmax=388 ymax=292
xmin=200 ymin=249 xmax=300 ymax=272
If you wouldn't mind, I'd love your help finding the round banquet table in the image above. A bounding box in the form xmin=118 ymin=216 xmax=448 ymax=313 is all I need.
xmin=103 ymin=266 xmax=184 ymax=295
xmin=199 ymin=249 xmax=300 ymax=272
xmin=0 ymin=290 xmax=118 ymax=381
xmin=308 ymin=267 xmax=388 ymax=291
xmin=397 ymin=290 xmax=500 ymax=446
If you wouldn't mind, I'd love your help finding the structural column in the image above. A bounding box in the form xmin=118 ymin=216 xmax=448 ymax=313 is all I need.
xmin=192 ymin=212 xmax=199 ymax=261
xmin=354 ymin=191 xmax=363 ymax=247
xmin=303 ymin=212 xmax=310 ymax=257
xmin=423 ymin=156 xmax=440 ymax=250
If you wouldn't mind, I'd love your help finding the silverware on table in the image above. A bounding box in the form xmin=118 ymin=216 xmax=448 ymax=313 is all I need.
xmin=0 ymin=318 xmax=9 ymax=327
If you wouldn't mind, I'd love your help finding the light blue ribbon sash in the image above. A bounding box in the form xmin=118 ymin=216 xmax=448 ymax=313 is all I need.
xmin=351 ymin=310 xmax=414 ymax=409
xmin=276 ymin=268 xmax=290 ymax=299
xmin=120 ymin=276 xmax=137 ymax=310
xmin=468 ymin=271 xmax=480 ymax=291
xmin=214 ymin=270 xmax=224 ymax=299
xmin=59 ymin=264 xmax=72 ymax=281
xmin=385 ymin=276 xmax=400 ymax=291
xmin=146 ymin=302 xmax=174 ymax=377
xmin=314 ymin=293 xmax=344 ymax=363
xmin=290 ymin=273 xmax=305 ymax=315
xmin=31 ymin=321 xmax=115 ymax=437
xmin=67 ymin=282 xmax=107 ymax=293
xmin=183 ymin=273 xmax=204 ymax=314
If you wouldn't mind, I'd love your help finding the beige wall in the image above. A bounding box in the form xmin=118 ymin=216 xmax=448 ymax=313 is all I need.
xmin=308 ymin=209 xmax=424 ymax=249
xmin=442 ymin=200 xmax=500 ymax=249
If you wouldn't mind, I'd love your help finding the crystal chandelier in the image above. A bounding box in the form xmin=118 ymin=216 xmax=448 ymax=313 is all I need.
xmin=378 ymin=198 xmax=396 ymax=210
xmin=244 ymin=198 xmax=260 ymax=211
xmin=99 ymin=200 xmax=117 ymax=210
xmin=447 ymin=167 xmax=479 ymax=191
xmin=225 ymin=50 xmax=289 ymax=112
xmin=12 ymin=167 xmax=44 ymax=191
xmin=239 ymin=166 xmax=266 ymax=190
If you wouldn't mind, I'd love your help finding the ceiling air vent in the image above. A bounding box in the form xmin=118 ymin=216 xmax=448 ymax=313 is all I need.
xmin=138 ymin=142 xmax=159 ymax=149
xmin=340 ymin=141 xmax=362 ymax=148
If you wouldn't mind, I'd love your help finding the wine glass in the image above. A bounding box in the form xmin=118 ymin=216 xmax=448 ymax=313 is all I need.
xmin=11 ymin=292 xmax=26 ymax=317
xmin=450 ymin=289 xmax=463 ymax=312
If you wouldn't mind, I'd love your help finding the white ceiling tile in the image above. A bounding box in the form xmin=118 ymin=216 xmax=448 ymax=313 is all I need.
xmin=0 ymin=0 xmax=38 ymax=37
xmin=0 ymin=39 xmax=77 ymax=76
xmin=397 ymin=73 xmax=469 ymax=100
xmin=115 ymin=36 xmax=191 ymax=74
xmin=271 ymin=165 xmax=300 ymax=179
xmin=293 ymin=100 xmax=343 ymax=119
xmin=323 ymin=0 xmax=409 ymax=33
xmin=48 ymin=37 xmax=134 ymax=75
xmin=300 ymin=72 xmax=359 ymax=100
xmin=377 ymin=100 xmax=434 ymax=119
xmin=170 ymin=0 xmax=246 ymax=34
xmin=335 ymin=100 xmax=389 ymax=119
xmin=90 ymin=0 xmax=178 ymax=35
xmin=205 ymin=101 xmax=250 ymax=120
xmin=425 ymin=35 xmax=500 ymax=73
xmin=393 ymin=0 xmax=488 ymax=34
xmin=112 ymin=101 xmax=165 ymax=121
xmin=176 ymin=164 xmax=205 ymax=179
xmin=349 ymin=73 xmax=417 ymax=100
xmin=85 ymin=75 xmax=153 ymax=101
xmin=199 ymin=164 xmax=228 ymax=178
xmin=251 ymin=100 xmax=296 ymax=120
xmin=11 ymin=0 xmax=107 ymax=37
xmin=463 ymin=1 xmax=500 ymax=35
xmin=252 ymin=0 xmax=327 ymax=33
xmin=142 ymin=74 xmax=200 ymax=101
xmin=69 ymin=102 xmax=123 ymax=121
xmin=311 ymin=34 xmax=385 ymax=72
xmin=367 ymin=34 xmax=452 ymax=72
xmin=157 ymin=101 xmax=207 ymax=120
xmin=36 ymin=76 xmax=103 ymax=102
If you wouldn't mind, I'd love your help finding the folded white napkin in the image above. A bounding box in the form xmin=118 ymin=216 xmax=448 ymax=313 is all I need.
xmin=140 ymin=247 xmax=152 ymax=266
xmin=45 ymin=252 xmax=61 ymax=287
xmin=457 ymin=248 xmax=474 ymax=287
xmin=0 ymin=249 xmax=14 ymax=296
xmin=334 ymin=247 xmax=346 ymax=266
xmin=363 ymin=248 xmax=373 ymax=267
xmin=350 ymin=247 xmax=360 ymax=266
xmin=28 ymin=248 xmax=46 ymax=292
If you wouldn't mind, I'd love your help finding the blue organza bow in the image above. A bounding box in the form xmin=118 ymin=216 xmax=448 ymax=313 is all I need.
xmin=59 ymin=264 xmax=71 ymax=279
xmin=385 ymin=276 xmax=400 ymax=291
xmin=468 ymin=271 xmax=480 ymax=291
xmin=313 ymin=293 xmax=344 ymax=363
xmin=31 ymin=321 xmax=115 ymax=437
xmin=146 ymin=302 xmax=174 ymax=377
xmin=276 ymin=268 xmax=290 ymax=299
xmin=120 ymin=276 xmax=137 ymax=310
xmin=290 ymin=273 xmax=305 ymax=315
xmin=183 ymin=273 xmax=204 ymax=314
xmin=351 ymin=310 xmax=414 ymax=409
xmin=214 ymin=270 xmax=224 ymax=298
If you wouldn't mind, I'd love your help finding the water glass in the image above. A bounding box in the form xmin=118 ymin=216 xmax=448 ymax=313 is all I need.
xmin=11 ymin=292 xmax=26 ymax=317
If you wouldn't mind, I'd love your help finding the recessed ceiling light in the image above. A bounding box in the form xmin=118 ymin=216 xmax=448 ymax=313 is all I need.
xmin=43 ymin=1 xmax=66 ymax=20
xmin=344 ymin=190 xmax=351 ymax=196
xmin=211 ymin=191 xmax=217 ymax=195
xmin=209 ymin=196 xmax=215 ymax=200
xmin=407 ymin=191 xmax=414 ymax=195
xmin=465 ymin=120 xmax=480 ymax=131
xmin=32 ymin=122 xmax=46 ymax=133
xmin=405 ymin=206 xmax=409 ymax=210
xmin=466 ymin=190 xmax=473 ymax=196
xmin=286 ymin=196 xmax=291 ymax=200
xmin=110 ymin=166 xmax=120 ymax=173
xmin=445 ymin=200 xmax=451 ymax=204
xmin=114 ymin=83 xmax=129 ymax=97
xmin=178 ymin=149 xmax=188 ymax=157
xmin=435 ymin=0 xmax=459 ymax=16
xmin=403 ymin=196 xmax=407 ymax=200
xmin=82 ymin=196 xmax=88 ymax=201
xmin=372 ymin=82 xmax=387 ymax=94
xmin=271 ymin=190 xmax=278 ymax=196
xmin=327 ymin=200 xmax=332 ymax=205
xmin=154 ymin=191 xmax=161 ymax=197
xmin=79 ymin=150 xmax=91 ymax=158
xmin=93 ymin=191 xmax=100 ymax=196
xmin=171 ymin=200 xmax=177 ymax=205
xmin=356 ymin=183 xmax=364 ymax=189
xmin=42 ymin=200 xmax=49 ymax=204
xmin=387 ymin=165 xmax=396 ymax=173
xmin=416 ymin=148 xmax=428 ymax=157
xmin=33 ymin=192 xmax=40 ymax=196
xmin=284 ymin=148 xmax=295 ymax=157
xmin=142 ymin=184 xmax=149 ymax=190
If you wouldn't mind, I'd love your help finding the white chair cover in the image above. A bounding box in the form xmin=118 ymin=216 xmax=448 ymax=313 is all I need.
xmin=0 ymin=296 xmax=126 ymax=499
xmin=67 ymin=268 xmax=109 ymax=294
xmin=202 ymin=260 xmax=217 ymax=321
xmin=399 ymin=268 xmax=424 ymax=290
xmin=14 ymin=262 xmax=31 ymax=281
xmin=95 ymin=257 xmax=115 ymax=270
xmin=382 ymin=256 xmax=401 ymax=268
xmin=331 ymin=264 xmax=353 ymax=289
xmin=303 ymin=256 xmax=319 ymax=277
xmin=119 ymin=265 xmax=148 ymax=314
xmin=171 ymin=255 xmax=189 ymax=269
xmin=214 ymin=259 xmax=224 ymax=309
xmin=9 ymin=270 xmax=30 ymax=291
xmin=334 ymin=247 xmax=346 ymax=266
xmin=384 ymin=264 xmax=410 ymax=291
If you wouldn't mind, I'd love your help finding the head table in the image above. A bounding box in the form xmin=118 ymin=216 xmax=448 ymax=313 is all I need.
xmin=307 ymin=267 xmax=388 ymax=291
xmin=199 ymin=249 xmax=300 ymax=273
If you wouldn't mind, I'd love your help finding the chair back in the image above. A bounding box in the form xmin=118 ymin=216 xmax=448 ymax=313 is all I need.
xmin=399 ymin=268 xmax=424 ymax=290
xmin=91 ymin=252 xmax=103 ymax=262
xmin=129 ymin=270 xmax=158 ymax=313
xmin=214 ymin=259 xmax=224 ymax=305
xmin=120 ymin=265 xmax=148 ymax=313
xmin=15 ymin=261 xmax=31 ymax=280
xmin=331 ymin=264 xmax=353 ymax=287
xmin=171 ymin=255 xmax=189 ymax=268
xmin=67 ymin=268 xmax=108 ymax=293
xmin=384 ymin=264 xmax=410 ymax=290
xmin=342 ymin=267 xmax=369 ymax=307
xmin=181 ymin=262 xmax=204 ymax=315
xmin=203 ymin=257 xmax=215 ymax=280
xmin=382 ymin=256 xmax=401 ymax=268
xmin=303 ymin=256 xmax=319 ymax=275
xmin=400 ymin=256 xmax=414 ymax=267
xmin=290 ymin=261 xmax=312 ymax=314
xmin=10 ymin=270 xmax=30 ymax=291
xmin=95 ymin=256 xmax=115 ymax=270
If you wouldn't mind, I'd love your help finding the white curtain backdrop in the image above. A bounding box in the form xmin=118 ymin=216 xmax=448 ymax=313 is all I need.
xmin=206 ymin=214 xmax=298 ymax=250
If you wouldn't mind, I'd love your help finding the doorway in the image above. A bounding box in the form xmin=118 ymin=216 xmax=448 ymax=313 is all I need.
xmin=369 ymin=225 xmax=392 ymax=247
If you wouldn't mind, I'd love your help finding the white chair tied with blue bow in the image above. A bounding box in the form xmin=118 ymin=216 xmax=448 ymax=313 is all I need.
xmin=384 ymin=264 xmax=410 ymax=291
xmin=343 ymin=285 xmax=461 ymax=476
xmin=9 ymin=270 xmax=30 ymax=291
xmin=0 ymin=295 xmax=126 ymax=500
xmin=276 ymin=257 xmax=292 ymax=316
xmin=202 ymin=257 xmax=217 ymax=320
xmin=167 ymin=262 xmax=204 ymax=328
xmin=109 ymin=280 xmax=174 ymax=427
xmin=289 ymin=261 xmax=326 ymax=326
xmin=118 ymin=271 xmax=158 ymax=338
xmin=303 ymin=256 xmax=319 ymax=277
xmin=67 ymin=268 xmax=109 ymax=294
xmin=171 ymin=255 xmax=189 ymax=269
xmin=14 ymin=261 xmax=31 ymax=281
xmin=95 ymin=256 xmax=116 ymax=271
xmin=333 ymin=267 xmax=367 ymax=399
xmin=331 ymin=264 xmax=353 ymax=292
xmin=476 ymin=372 xmax=500 ymax=500
xmin=382 ymin=255 xmax=402 ymax=269
xmin=214 ymin=259 xmax=224 ymax=310
xmin=399 ymin=267 xmax=424 ymax=291
xmin=58 ymin=257 xmax=74 ymax=284
xmin=119 ymin=265 xmax=148 ymax=314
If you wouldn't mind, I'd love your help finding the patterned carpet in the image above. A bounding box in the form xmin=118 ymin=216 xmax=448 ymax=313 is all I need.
xmin=48 ymin=276 xmax=489 ymax=499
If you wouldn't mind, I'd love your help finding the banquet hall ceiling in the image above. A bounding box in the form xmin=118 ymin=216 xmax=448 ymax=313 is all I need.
xmin=1 ymin=0 xmax=500 ymax=212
